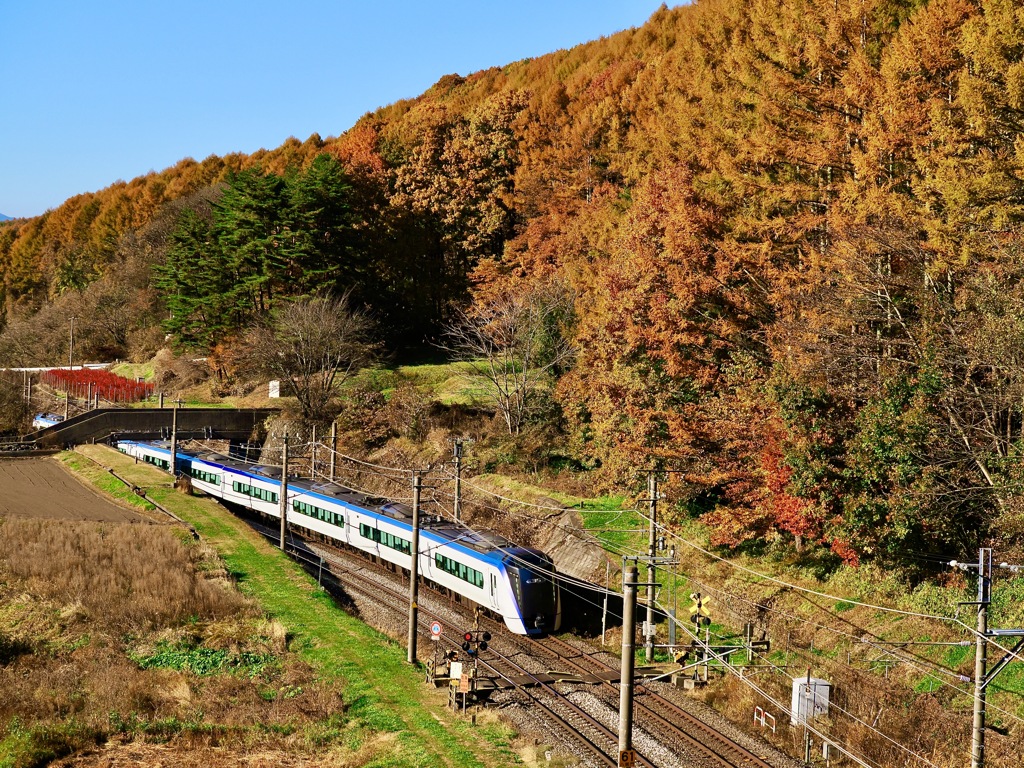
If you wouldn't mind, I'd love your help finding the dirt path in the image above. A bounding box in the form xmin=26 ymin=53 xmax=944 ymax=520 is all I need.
xmin=0 ymin=457 xmax=152 ymax=522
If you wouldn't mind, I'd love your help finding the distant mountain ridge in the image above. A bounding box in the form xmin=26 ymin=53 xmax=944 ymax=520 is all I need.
xmin=0 ymin=213 xmax=11 ymax=221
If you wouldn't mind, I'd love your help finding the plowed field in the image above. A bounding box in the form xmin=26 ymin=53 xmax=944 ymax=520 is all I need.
xmin=0 ymin=457 xmax=152 ymax=522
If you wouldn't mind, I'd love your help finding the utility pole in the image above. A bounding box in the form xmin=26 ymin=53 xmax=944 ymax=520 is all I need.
xmin=329 ymin=421 xmax=337 ymax=482
xmin=68 ymin=316 xmax=75 ymax=371
xmin=169 ymin=401 xmax=179 ymax=479
xmin=453 ymin=439 xmax=464 ymax=522
xmin=619 ymin=564 xmax=638 ymax=762
xmin=311 ymin=424 xmax=317 ymax=478
xmin=646 ymin=471 xmax=658 ymax=663
xmin=278 ymin=435 xmax=289 ymax=550
xmin=602 ymin=559 xmax=610 ymax=646
xmin=971 ymin=548 xmax=992 ymax=768
xmin=407 ymin=473 xmax=423 ymax=665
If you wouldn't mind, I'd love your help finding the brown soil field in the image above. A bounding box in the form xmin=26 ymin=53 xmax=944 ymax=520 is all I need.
xmin=0 ymin=457 xmax=152 ymax=522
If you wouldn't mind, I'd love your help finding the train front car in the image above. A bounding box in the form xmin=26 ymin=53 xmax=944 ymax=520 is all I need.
xmin=502 ymin=548 xmax=560 ymax=636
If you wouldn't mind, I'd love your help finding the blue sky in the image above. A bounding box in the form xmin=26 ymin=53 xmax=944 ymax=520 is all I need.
xmin=0 ymin=1 xmax=668 ymax=219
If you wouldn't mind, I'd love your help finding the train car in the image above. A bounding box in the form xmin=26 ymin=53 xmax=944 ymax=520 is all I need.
xmin=32 ymin=413 xmax=63 ymax=430
xmin=116 ymin=439 xmax=560 ymax=636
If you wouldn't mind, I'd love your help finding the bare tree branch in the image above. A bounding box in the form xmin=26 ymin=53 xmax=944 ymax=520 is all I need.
xmin=238 ymin=294 xmax=376 ymax=423
xmin=443 ymin=282 xmax=575 ymax=434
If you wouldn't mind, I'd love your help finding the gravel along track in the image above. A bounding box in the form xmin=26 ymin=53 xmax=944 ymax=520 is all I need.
xmin=244 ymin=521 xmax=800 ymax=768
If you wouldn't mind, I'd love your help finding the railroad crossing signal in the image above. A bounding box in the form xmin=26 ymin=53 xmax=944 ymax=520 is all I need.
xmin=689 ymin=592 xmax=712 ymax=626
xmin=461 ymin=630 xmax=491 ymax=656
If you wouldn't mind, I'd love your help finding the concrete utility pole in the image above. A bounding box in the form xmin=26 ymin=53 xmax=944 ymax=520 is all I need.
xmin=646 ymin=472 xmax=658 ymax=663
xmin=971 ymin=548 xmax=992 ymax=768
xmin=68 ymin=316 xmax=75 ymax=370
xmin=310 ymin=424 xmax=317 ymax=478
xmin=329 ymin=421 xmax=337 ymax=482
xmin=279 ymin=435 xmax=289 ymax=550
xmin=619 ymin=565 xmax=638 ymax=759
xmin=169 ymin=402 xmax=179 ymax=479
xmin=453 ymin=439 xmax=464 ymax=521
xmin=407 ymin=474 xmax=423 ymax=665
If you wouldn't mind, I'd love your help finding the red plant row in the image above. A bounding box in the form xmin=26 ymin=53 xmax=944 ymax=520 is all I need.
xmin=42 ymin=368 xmax=154 ymax=403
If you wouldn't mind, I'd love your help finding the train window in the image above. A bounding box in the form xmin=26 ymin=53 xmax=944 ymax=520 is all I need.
xmin=434 ymin=554 xmax=482 ymax=588
xmin=294 ymin=500 xmax=341 ymax=527
xmin=144 ymin=454 xmax=170 ymax=470
xmin=189 ymin=467 xmax=219 ymax=484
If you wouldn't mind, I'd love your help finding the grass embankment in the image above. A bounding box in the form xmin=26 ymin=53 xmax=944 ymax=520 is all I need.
xmin=40 ymin=445 xmax=519 ymax=768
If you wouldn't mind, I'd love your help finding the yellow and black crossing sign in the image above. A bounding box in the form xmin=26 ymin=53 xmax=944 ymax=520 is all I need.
xmin=688 ymin=592 xmax=712 ymax=626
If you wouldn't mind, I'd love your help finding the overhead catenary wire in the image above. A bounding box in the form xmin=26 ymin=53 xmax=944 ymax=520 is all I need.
xmin=173 ymin=434 xmax=1024 ymax=766
xmin=435 ymin=475 xmax=972 ymax=658
xmin=310 ymin=439 xmax=416 ymax=477
xmin=448 ymin=468 xmax=968 ymax=624
xmin=659 ymin=602 xmax=905 ymax=768
xmin=183 ymin=437 xmax=1024 ymax=720
xmin=439 ymin=465 xmax=1024 ymax=723
xmin=185 ymin=437 xmax=1021 ymax=641
xmin=425 ymin=489 xmax=629 ymax=621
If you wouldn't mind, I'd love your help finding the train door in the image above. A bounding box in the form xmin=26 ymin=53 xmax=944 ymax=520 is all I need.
xmin=489 ymin=573 xmax=500 ymax=610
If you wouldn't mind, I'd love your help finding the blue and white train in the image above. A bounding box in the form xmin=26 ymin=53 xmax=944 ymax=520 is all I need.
xmin=116 ymin=440 xmax=560 ymax=636
xmin=32 ymin=413 xmax=64 ymax=430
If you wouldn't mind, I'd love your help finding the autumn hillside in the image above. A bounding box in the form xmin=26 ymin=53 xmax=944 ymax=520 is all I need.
xmin=3 ymin=0 xmax=1024 ymax=575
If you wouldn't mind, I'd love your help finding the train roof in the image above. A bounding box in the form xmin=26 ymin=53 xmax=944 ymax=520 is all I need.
xmin=127 ymin=440 xmax=531 ymax=558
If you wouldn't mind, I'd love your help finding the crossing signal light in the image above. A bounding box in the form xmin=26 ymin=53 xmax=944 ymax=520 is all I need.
xmin=461 ymin=630 xmax=491 ymax=655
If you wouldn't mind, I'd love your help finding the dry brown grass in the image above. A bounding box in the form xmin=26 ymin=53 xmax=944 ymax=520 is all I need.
xmin=0 ymin=517 xmax=348 ymax=767
xmin=0 ymin=517 xmax=247 ymax=633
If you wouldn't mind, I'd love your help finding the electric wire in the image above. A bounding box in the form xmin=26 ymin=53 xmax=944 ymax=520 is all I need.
xmin=434 ymin=463 xmax=1024 ymax=728
xmin=166 ymin=439 xmax=1024 ymax=738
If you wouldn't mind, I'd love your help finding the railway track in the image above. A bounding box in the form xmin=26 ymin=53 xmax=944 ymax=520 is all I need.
xmin=225 ymin=512 xmax=790 ymax=768
xmin=273 ymin=531 xmax=624 ymax=767
xmin=535 ymin=634 xmax=776 ymax=768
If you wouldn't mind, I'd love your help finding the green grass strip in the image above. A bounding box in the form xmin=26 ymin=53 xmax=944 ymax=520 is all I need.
xmin=64 ymin=445 xmax=518 ymax=768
